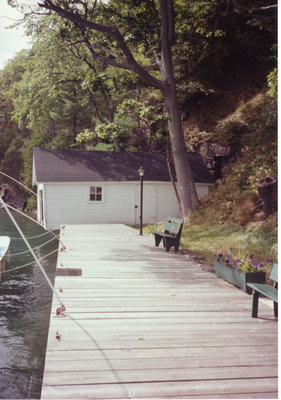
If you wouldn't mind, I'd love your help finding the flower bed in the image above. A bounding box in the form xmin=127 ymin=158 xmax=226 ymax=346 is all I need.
xmin=214 ymin=261 xmax=266 ymax=291
xmin=214 ymin=243 xmax=273 ymax=291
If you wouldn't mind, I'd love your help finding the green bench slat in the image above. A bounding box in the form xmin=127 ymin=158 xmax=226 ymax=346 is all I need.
xmin=247 ymin=283 xmax=278 ymax=303
xmin=247 ymin=263 xmax=278 ymax=318
xmin=153 ymin=216 xmax=183 ymax=253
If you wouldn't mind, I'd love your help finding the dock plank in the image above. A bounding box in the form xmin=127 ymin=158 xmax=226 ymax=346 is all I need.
xmin=42 ymin=365 xmax=278 ymax=385
xmin=41 ymin=224 xmax=278 ymax=399
xmin=42 ymin=378 xmax=278 ymax=399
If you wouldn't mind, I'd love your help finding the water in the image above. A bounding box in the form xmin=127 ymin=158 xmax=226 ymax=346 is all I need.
xmin=0 ymin=209 xmax=58 ymax=399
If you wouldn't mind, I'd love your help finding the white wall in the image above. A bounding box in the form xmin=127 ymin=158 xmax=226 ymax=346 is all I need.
xmin=195 ymin=183 xmax=210 ymax=199
xmin=39 ymin=181 xmax=210 ymax=230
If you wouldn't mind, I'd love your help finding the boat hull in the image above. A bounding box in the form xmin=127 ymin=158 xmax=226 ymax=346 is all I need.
xmin=0 ymin=236 xmax=11 ymax=269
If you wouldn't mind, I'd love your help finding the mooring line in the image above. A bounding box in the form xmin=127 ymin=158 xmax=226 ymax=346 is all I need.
xmin=1 ymin=172 xmax=121 ymax=391
xmin=5 ymin=204 xmax=65 ymax=249
xmin=0 ymin=170 xmax=65 ymax=244
xmin=10 ymin=231 xmax=54 ymax=240
xmin=0 ymin=248 xmax=59 ymax=274
xmin=9 ymin=236 xmax=58 ymax=257
xmin=0 ymin=171 xmax=37 ymax=196
xmin=0 ymin=196 xmax=64 ymax=307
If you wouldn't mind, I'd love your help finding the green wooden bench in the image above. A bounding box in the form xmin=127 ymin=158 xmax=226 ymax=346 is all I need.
xmin=247 ymin=263 xmax=278 ymax=318
xmin=153 ymin=216 xmax=183 ymax=253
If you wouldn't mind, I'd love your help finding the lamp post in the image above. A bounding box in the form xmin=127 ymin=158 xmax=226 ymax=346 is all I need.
xmin=138 ymin=167 xmax=144 ymax=235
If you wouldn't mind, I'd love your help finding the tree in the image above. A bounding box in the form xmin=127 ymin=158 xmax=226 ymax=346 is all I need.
xmin=77 ymin=98 xmax=169 ymax=151
xmin=9 ymin=38 xmax=94 ymax=143
xmin=0 ymin=54 xmax=31 ymax=194
xmin=21 ymin=10 xmax=160 ymax=152
xmin=34 ymin=0 xmax=199 ymax=216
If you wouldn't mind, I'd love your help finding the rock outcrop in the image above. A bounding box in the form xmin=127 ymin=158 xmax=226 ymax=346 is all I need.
xmin=0 ymin=184 xmax=27 ymax=211
xmin=202 ymin=143 xmax=236 ymax=180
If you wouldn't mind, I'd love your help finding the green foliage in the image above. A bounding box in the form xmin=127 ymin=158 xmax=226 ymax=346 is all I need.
xmin=77 ymin=98 xmax=169 ymax=150
xmin=246 ymin=215 xmax=278 ymax=255
xmin=185 ymin=130 xmax=212 ymax=152
xmin=214 ymin=121 xmax=248 ymax=148
xmin=267 ymin=68 xmax=277 ymax=97
xmin=9 ymin=43 xmax=93 ymax=139
xmin=190 ymin=94 xmax=277 ymax=226
xmin=0 ymin=136 xmax=24 ymax=184
xmin=49 ymin=129 xmax=79 ymax=148
xmin=99 ymin=0 xmax=160 ymax=50
xmin=208 ymin=92 xmax=277 ymax=150
xmin=214 ymin=243 xmax=273 ymax=273
xmin=26 ymin=196 xmax=37 ymax=210
xmin=118 ymin=99 xmax=167 ymax=123
xmin=98 ymin=123 xmax=128 ymax=139
xmin=1 ymin=0 xmax=277 ymax=217
xmin=191 ymin=153 xmax=276 ymax=226
xmin=76 ymin=129 xmax=97 ymax=144
xmin=87 ymin=142 xmax=115 ymax=152
xmin=174 ymin=0 xmax=277 ymax=101
xmin=179 ymin=219 xmax=277 ymax=276
xmin=21 ymin=131 xmax=50 ymax=188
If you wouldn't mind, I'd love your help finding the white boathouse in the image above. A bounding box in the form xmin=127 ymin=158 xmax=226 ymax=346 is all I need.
xmin=32 ymin=148 xmax=214 ymax=230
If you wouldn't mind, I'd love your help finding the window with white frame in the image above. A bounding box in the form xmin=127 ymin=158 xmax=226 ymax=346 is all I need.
xmin=89 ymin=186 xmax=103 ymax=201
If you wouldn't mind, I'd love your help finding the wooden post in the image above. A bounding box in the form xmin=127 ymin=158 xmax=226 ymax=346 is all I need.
xmin=257 ymin=176 xmax=277 ymax=218
xmin=138 ymin=167 xmax=144 ymax=235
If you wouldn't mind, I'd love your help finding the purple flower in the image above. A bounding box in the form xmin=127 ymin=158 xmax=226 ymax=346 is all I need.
xmin=214 ymin=244 xmax=269 ymax=273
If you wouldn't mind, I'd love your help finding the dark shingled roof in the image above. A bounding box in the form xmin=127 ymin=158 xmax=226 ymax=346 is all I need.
xmin=33 ymin=148 xmax=214 ymax=184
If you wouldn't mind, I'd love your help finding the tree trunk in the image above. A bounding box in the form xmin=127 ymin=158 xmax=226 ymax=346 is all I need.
xmin=38 ymin=0 xmax=198 ymax=214
xmin=166 ymin=152 xmax=183 ymax=217
xmin=72 ymin=88 xmax=77 ymax=143
xmin=159 ymin=0 xmax=198 ymax=216
xmin=163 ymin=86 xmax=198 ymax=215
xmin=73 ymin=111 xmax=77 ymax=143
xmin=113 ymin=137 xmax=121 ymax=151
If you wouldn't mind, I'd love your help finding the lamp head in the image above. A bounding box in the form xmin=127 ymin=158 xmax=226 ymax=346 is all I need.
xmin=138 ymin=167 xmax=144 ymax=177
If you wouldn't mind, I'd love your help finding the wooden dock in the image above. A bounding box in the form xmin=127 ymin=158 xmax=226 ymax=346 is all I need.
xmin=41 ymin=224 xmax=278 ymax=399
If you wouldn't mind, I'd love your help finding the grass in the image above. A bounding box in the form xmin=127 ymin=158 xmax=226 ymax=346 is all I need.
xmin=143 ymin=215 xmax=277 ymax=278
xmin=142 ymin=90 xmax=277 ymax=280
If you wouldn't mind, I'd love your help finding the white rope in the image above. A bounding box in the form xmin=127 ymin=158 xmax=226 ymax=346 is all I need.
xmin=0 ymin=171 xmax=37 ymax=196
xmin=0 ymin=248 xmax=59 ymax=274
xmin=5 ymin=204 xmax=64 ymax=248
xmin=0 ymin=196 xmax=64 ymax=306
xmin=9 ymin=236 xmax=58 ymax=257
xmin=10 ymin=231 xmax=54 ymax=240
xmin=1 ymin=171 xmax=125 ymax=390
xmin=0 ymin=170 xmax=64 ymax=238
